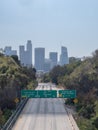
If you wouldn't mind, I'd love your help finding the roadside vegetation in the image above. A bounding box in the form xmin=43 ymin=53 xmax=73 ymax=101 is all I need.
xmin=42 ymin=50 xmax=98 ymax=130
xmin=0 ymin=54 xmax=37 ymax=128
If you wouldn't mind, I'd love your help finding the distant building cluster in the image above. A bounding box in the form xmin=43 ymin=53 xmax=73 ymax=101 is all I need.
xmin=34 ymin=46 xmax=69 ymax=72
xmin=2 ymin=40 xmax=69 ymax=72
xmin=4 ymin=46 xmax=17 ymax=56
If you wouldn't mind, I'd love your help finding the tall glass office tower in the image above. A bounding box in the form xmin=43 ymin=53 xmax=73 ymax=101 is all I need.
xmin=19 ymin=40 xmax=32 ymax=67
xmin=34 ymin=48 xmax=45 ymax=71
xmin=49 ymin=52 xmax=58 ymax=69
xmin=60 ymin=46 xmax=69 ymax=66
xmin=26 ymin=40 xmax=32 ymax=67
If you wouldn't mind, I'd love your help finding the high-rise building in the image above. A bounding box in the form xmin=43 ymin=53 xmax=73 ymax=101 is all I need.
xmin=35 ymin=48 xmax=45 ymax=71
xmin=4 ymin=46 xmax=17 ymax=56
xmin=60 ymin=46 xmax=69 ymax=66
xmin=49 ymin=52 xmax=58 ymax=69
xmin=44 ymin=59 xmax=51 ymax=72
xmin=19 ymin=40 xmax=32 ymax=67
xmin=26 ymin=40 xmax=32 ymax=67
xmin=19 ymin=45 xmax=25 ymax=66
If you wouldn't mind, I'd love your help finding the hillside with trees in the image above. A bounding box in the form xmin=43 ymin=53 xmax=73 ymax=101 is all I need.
xmin=0 ymin=54 xmax=37 ymax=127
xmin=43 ymin=50 xmax=98 ymax=130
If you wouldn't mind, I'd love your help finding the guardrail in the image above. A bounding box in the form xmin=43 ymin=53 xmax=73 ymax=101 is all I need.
xmin=2 ymin=98 xmax=28 ymax=130
xmin=65 ymin=106 xmax=79 ymax=130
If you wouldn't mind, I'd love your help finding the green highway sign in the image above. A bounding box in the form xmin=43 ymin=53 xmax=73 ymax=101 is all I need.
xmin=21 ymin=90 xmax=39 ymax=98
xmin=21 ymin=90 xmax=57 ymax=98
xmin=58 ymin=90 xmax=76 ymax=98
xmin=38 ymin=90 xmax=57 ymax=98
xmin=21 ymin=90 xmax=76 ymax=98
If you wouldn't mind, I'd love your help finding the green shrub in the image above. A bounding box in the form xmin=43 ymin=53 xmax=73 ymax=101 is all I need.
xmin=93 ymin=117 xmax=98 ymax=129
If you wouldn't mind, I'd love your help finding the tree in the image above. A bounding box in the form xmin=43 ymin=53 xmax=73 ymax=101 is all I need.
xmin=0 ymin=109 xmax=5 ymax=127
xmin=93 ymin=117 xmax=98 ymax=129
xmin=11 ymin=55 xmax=20 ymax=65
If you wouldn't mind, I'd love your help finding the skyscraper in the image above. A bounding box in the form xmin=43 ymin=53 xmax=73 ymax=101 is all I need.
xmin=19 ymin=40 xmax=32 ymax=67
xmin=19 ymin=45 xmax=25 ymax=66
xmin=44 ymin=59 xmax=51 ymax=72
xmin=26 ymin=40 xmax=32 ymax=67
xmin=49 ymin=52 xmax=58 ymax=69
xmin=60 ymin=46 xmax=69 ymax=66
xmin=35 ymin=48 xmax=45 ymax=71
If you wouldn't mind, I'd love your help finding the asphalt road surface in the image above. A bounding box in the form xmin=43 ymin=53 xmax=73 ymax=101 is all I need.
xmin=12 ymin=83 xmax=79 ymax=130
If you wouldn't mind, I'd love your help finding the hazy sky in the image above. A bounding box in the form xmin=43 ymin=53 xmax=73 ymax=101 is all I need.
xmin=0 ymin=0 xmax=98 ymax=59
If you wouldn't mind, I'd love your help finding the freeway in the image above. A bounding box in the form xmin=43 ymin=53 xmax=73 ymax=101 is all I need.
xmin=12 ymin=83 xmax=79 ymax=130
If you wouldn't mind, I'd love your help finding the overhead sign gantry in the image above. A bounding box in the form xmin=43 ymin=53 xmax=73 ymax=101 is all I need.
xmin=21 ymin=90 xmax=76 ymax=98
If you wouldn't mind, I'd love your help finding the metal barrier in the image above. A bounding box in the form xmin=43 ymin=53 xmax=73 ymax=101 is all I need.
xmin=2 ymin=98 xmax=28 ymax=130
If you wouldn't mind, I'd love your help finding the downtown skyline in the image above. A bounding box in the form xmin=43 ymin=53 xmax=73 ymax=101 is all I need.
xmin=3 ymin=41 xmax=69 ymax=68
xmin=0 ymin=0 xmax=98 ymax=58
xmin=0 ymin=41 xmax=97 ymax=59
